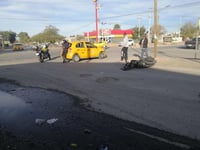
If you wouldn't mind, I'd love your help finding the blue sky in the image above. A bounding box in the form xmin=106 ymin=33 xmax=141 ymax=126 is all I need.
xmin=0 ymin=0 xmax=200 ymax=37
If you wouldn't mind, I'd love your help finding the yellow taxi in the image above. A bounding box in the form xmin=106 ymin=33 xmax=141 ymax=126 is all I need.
xmin=13 ymin=43 xmax=24 ymax=51
xmin=93 ymin=41 xmax=107 ymax=48
xmin=66 ymin=41 xmax=106 ymax=62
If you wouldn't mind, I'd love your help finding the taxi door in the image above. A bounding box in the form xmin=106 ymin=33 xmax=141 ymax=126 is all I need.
xmin=85 ymin=42 xmax=98 ymax=58
xmin=76 ymin=42 xmax=89 ymax=59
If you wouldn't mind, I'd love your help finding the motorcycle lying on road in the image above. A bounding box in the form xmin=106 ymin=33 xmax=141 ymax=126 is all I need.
xmin=121 ymin=54 xmax=156 ymax=71
xmin=34 ymin=45 xmax=51 ymax=63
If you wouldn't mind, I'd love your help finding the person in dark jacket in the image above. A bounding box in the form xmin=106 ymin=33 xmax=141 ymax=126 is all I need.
xmin=61 ymin=40 xmax=71 ymax=63
xmin=139 ymin=34 xmax=148 ymax=58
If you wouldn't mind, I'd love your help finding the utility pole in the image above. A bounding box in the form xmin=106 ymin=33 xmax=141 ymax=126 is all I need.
xmin=154 ymin=0 xmax=158 ymax=58
xmin=92 ymin=0 xmax=99 ymax=42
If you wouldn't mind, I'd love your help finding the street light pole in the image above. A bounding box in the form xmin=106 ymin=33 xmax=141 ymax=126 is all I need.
xmin=92 ymin=0 xmax=99 ymax=42
xmin=154 ymin=0 xmax=158 ymax=58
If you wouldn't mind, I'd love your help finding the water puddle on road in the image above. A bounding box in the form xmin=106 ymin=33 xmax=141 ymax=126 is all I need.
xmin=0 ymin=90 xmax=26 ymax=108
xmin=0 ymin=90 xmax=29 ymax=119
xmin=0 ymin=85 xmax=81 ymax=138
xmin=0 ymin=90 xmax=34 ymax=133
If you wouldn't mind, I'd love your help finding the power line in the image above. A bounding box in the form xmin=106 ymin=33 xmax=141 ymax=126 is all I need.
xmin=65 ymin=21 xmax=95 ymax=35
xmin=100 ymin=1 xmax=200 ymax=20
xmin=165 ymin=0 xmax=200 ymax=9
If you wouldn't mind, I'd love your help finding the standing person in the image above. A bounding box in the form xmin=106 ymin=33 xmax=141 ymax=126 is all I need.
xmin=61 ymin=40 xmax=71 ymax=63
xmin=121 ymin=33 xmax=129 ymax=63
xmin=139 ymin=34 xmax=148 ymax=58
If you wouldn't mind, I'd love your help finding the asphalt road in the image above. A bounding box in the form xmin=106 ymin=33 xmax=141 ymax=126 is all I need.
xmin=0 ymin=44 xmax=200 ymax=149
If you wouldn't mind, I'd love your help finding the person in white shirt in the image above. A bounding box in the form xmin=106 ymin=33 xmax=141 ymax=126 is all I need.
xmin=121 ymin=33 xmax=129 ymax=63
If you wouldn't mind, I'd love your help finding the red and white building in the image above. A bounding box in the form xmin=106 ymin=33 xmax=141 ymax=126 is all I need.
xmin=84 ymin=29 xmax=134 ymax=42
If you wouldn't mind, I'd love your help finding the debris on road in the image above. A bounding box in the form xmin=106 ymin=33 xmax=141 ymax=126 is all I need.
xmin=35 ymin=118 xmax=46 ymax=125
xmin=100 ymin=144 xmax=108 ymax=150
xmin=84 ymin=128 xmax=92 ymax=134
xmin=46 ymin=118 xmax=58 ymax=124
xmin=35 ymin=118 xmax=58 ymax=125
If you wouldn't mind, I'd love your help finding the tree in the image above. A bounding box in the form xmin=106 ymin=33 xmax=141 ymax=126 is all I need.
xmin=131 ymin=26 xmax=146 ymax=40
xmin=150 ymin=24 xmax=167 ymax=42
xmin=150 ymin=24 xmax=167 ymax=36
xmin=31 ymin=25 xmax=64 ymax=43
xmin=113 ymin=24 xmax=121 ymax=29
xmin=9 ymin=32 xmax=16 ymax=43
xmin=180 ymin=22 xmax=198 ymax=40
xmin=0 ymin=31 xmax=16 ymax=43
xmin=18 ymin=32 xmax=30 ymax=43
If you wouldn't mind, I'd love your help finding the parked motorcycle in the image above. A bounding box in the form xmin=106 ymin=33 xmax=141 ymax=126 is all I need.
xmin=34 ymin=45 xmax=51 ymax=63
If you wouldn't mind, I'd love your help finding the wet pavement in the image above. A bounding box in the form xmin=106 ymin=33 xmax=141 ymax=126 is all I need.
xmin=0 ymin=78 xmax=200 ymax=150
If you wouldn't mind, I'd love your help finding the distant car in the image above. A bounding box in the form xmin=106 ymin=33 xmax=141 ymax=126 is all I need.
xmin=13 ymin=43 xmax=24 ymax=51
xmin=128 ymin=39 xmax=134 ymax=46
xmin=66 ymin=41 xmax=107 ymax=62
xmin=118 ymin=39 xmax=134 ymax=47
xmin=185 ymin=38 xmax=200 ymax=49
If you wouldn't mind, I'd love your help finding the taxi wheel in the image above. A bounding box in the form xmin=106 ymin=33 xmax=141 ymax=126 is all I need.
xmin=99 ymin=52 xmax=104 ymax=59
xmin=73 ymin=54 xmax=80 ymax=62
